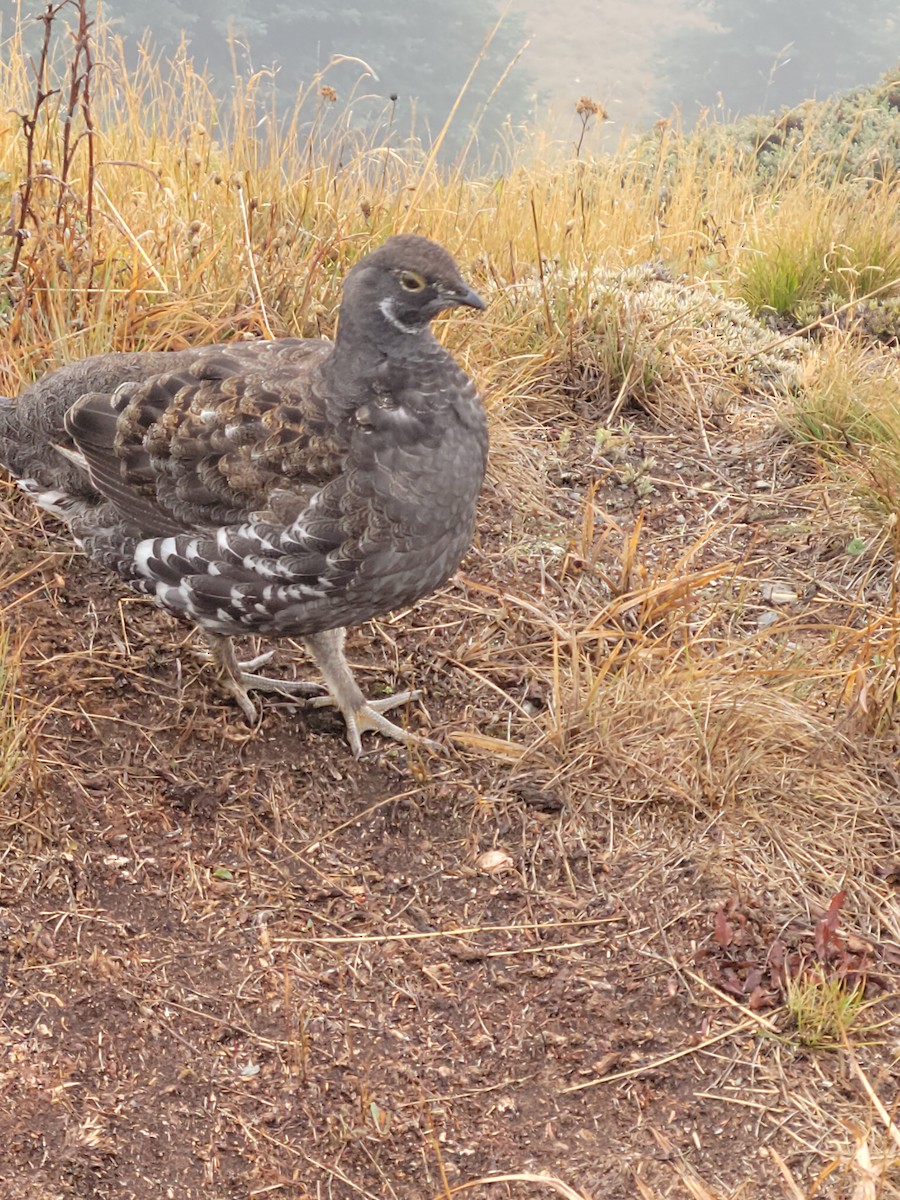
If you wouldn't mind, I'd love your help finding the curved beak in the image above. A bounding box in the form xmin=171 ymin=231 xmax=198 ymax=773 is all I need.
xmin=449 ymin=284 xmax=486 ymax=311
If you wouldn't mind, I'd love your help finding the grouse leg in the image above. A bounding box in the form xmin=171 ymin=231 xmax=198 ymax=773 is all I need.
xmin=302 ymin=628 xmax=441 ymax=758
xmin=202 ymin=633 xmax=323 ymax=723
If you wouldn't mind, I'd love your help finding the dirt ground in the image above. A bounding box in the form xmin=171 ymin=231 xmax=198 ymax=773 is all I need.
xmin=1 ymin=381 xmax=899 ymax=1200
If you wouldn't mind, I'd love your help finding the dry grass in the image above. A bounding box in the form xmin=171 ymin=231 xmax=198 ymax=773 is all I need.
xmin=2 ymin=6 xmax=900 ymax=1199
xmin=736 ymin=182 xmax=900 ymax=319
xmin=0 ymin=624 xmax=25 ymax=792
xmin=794 ymin=338 xmax=900 ymax=506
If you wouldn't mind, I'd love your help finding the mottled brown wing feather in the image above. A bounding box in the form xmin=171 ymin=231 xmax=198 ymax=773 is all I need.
xmin=65 ymin=340 xmax=338 ymax=535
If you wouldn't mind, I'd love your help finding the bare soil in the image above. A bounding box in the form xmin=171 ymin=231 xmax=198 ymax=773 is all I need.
xmin=1 ymin=389 xmax=899 ymax=1200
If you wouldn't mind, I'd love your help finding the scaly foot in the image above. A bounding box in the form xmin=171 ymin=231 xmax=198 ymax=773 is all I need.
xmin=309 ymin=690 xmax=442 ymax=758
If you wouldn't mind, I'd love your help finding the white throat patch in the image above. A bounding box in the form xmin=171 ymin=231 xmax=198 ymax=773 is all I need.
xmin=378 ymin=297 xmax=425 ymax=335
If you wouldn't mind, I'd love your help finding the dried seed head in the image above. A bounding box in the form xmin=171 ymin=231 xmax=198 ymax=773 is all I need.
xmin=575 ymin=96 xmax=606 ymax=120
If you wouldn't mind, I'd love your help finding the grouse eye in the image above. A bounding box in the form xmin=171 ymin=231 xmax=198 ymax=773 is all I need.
xmin=398 ymin=270 xmax=427 ymax=292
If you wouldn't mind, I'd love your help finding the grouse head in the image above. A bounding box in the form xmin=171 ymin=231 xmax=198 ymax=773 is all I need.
xmin=337 ymin=234 xmax=485 ymax=345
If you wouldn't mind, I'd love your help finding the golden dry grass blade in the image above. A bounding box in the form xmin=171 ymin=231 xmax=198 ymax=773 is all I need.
xmin=841 ymin=1035 xmax=900 ymax=1154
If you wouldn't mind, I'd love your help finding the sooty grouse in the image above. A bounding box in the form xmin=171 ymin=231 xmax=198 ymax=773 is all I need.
xmin=0 ymin=234 xmax=488 ymax=755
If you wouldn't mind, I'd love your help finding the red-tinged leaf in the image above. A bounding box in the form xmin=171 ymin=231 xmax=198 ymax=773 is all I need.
xmin=767 ymin=940 xmax=785 ymax=988
xmin=719 ymin=968 xmax=746 ymax=997
xmin=748 ymin=985 xmax=776 ymax=1011
xmin=714 ymin=906 xmax=734 ymax=949
xmin=744 ymin=966 xmax=763 ymax=994
xmin=815 ymin=889 xmax=846 ymax=959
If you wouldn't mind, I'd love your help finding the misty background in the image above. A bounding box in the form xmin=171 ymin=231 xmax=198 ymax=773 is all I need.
xmin=5 ymin=0 xmax=899 ymax=158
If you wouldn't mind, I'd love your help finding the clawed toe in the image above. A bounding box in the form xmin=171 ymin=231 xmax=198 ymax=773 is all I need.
xmin=201 ymin=631 xmax=441 ymax=755
xmin=343 ymin=703 xmax=442 ymax=759
xmin=238 ymin=672 xmax=324 ymax=699
xmin=308 ymin=688 xmax=420 ymax=714
xmin=196 ymin=647 xmax=276 ymax=672
xmin=309 ymin=688 xmax=441 ymax=757
xmin=218 ymin=676 xmax=261 ymax=725
xmin=198 ymin=635 xmax=325 ymax=724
